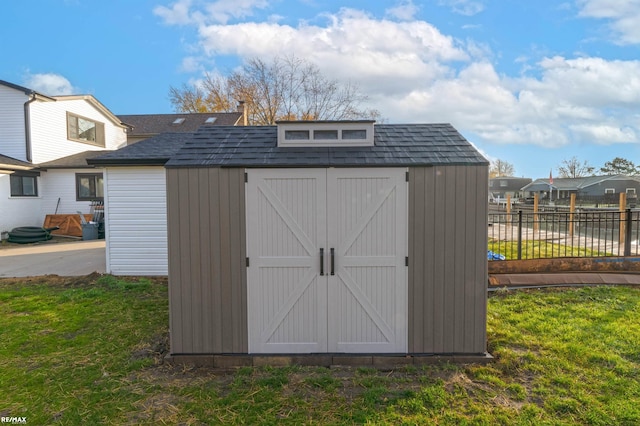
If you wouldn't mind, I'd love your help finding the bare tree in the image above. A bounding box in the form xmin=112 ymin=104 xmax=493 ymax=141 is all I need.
xmin=169 ymin=56 xmax=380 ymax=124
xmin=600 ymin=157 xmax=639 ymax=175
xmin=489 ymin=159 xmax=515 ymax=178
xmin=557 ymin=156 xmax=595 ymax=178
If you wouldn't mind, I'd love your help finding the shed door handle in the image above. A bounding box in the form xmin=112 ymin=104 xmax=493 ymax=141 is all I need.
xmin=320 ymin=248 xmax=324 ymax=276
xmin=330 ymin=248 xmax=335 ymax=275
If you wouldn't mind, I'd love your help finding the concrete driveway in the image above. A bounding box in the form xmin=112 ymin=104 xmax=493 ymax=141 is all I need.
xmin=0 ymin=239 xmax=105 ymax=278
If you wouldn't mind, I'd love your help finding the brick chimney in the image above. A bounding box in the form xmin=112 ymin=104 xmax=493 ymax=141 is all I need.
xmin=237 ymin=101 xmax=248 ymax=126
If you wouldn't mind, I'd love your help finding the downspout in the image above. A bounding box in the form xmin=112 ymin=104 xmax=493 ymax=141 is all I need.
xmin=24 ymin=92 xmax=37 ymax=162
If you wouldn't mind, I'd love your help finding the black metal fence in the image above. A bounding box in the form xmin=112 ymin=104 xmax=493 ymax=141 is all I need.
xmin=488 ymin=209 xmax=640 ymax=260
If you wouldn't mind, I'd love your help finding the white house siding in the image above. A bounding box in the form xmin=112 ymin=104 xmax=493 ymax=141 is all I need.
xmin=0 ymin=173 xmax=43 ymax=234
xmin=29 ymin=98 xmax=127 ymax=164
xmin=104 ymin=167 xmax=168 ymax=276
xmin=0 ymin=85 xmax=28 ymax=161
xmin=40 ymin=169 xmax=100 ymax=217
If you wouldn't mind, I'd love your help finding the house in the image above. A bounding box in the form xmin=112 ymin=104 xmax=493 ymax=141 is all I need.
xmin=118 ymin=108 xmax=245 ymax=144
xmin=87 ymin=132 xmax=191 ymax=275
xmin=87 ymin=110 xmax=248 ymax=274
xmin=489 ymin=177 xmax=532 ymax=201
xmin=522 ymin=175 xmax=640 ymax=202
xmin=154 ymin=121 xmax=490 ymax=364
xmin=0 ymin=80 xmax=128 ymax=235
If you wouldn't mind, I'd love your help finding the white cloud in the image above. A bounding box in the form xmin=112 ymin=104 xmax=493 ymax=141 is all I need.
xmin=154 ymin=0 xmax=195 ymax=25
xmin=577 ymin=0 xmax=640 ymax=44
xmin=438 ymin=0 xmax=485 ymax=16
xmin=154 ymin=0 xmax=270 ymax=25
xmin=24 ymin=73 xmax=76 ymax=95
xmin=163 ymin=2 xmax=640 ymax=149
xmin=205 ymin=0 xmax=269 ymax=24
xmin=385 ymin=1 xmax=420 ymax=21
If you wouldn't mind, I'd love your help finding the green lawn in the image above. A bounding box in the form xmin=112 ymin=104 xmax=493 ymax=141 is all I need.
xmin=489 ymin=239 xmax=609 ymax=260
xmin=1 ymin=275 xmax=639 ymax=424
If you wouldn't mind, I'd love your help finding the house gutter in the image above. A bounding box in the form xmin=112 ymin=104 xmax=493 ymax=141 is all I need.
xmin=23 ymin=93 xmax=38 ymax=162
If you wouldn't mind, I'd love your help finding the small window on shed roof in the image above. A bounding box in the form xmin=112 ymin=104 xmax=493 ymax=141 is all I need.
xmin=205 ymin=117 xmax=217 ymax=124
xmin=172 ymin=118 xmax=186 ymax=125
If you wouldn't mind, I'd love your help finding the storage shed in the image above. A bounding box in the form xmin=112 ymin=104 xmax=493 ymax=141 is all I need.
xmin=165 ymin=121 xmax=490 ymax=365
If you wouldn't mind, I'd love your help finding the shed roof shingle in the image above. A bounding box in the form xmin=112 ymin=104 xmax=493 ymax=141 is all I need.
xmin=165 ymin=123 xmax=488 ymax=168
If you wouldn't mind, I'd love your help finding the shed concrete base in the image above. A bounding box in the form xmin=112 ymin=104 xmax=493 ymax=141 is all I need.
xmin=165 ymin=353 xmax=493 ymax=368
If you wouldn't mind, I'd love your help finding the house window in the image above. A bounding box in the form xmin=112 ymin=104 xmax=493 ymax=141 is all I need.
xmin=10 ymin=174 xmax=38 ymax=197
xmin=604 ymin=188 xmax=615 ymax=194
xmin=76 ymin=173 xmax=104 ymax=201
xmin=499 ymin=180 xmax=508 ymax=187
xmin=67 ymin=112 xmax=105 ymax=147
xmin=626 ymin=188 xmax=636 ymax=196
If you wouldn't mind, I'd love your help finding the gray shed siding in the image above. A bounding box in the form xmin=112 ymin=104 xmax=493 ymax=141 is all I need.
xmin=167 ymin=164 xmax=487 ymax=355
xmin=408 ymin=165 xmax=488 ymax=354
xmin=167 ymin=167 xmax=247 ymax=354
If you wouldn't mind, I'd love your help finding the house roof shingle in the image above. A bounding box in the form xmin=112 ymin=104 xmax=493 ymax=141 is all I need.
xmin=87 ymin=132 xmax=192 ymax=166
xmin=0 ymin=154 xmax=36 ymax=172
xmin=165 ymin=123 xmax=488 ymax=168
xmin=117 ymin=113 xmax=243 ymax=136
xmin=37 ymin=151 xmax=110 ymax=169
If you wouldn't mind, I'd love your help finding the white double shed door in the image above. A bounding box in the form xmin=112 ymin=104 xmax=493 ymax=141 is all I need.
xmin=246 ymin=168 xmax=408 ymax=354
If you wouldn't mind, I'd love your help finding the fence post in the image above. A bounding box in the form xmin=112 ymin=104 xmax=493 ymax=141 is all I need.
xmin=533 ymin=193 xmax=539 ymax=234
xmin=620 ymin=193 xmax=627 ymax=256
xmin=517 ymin=210 xmax=523 ymax=260
xmin=569 ymin=193 xmax=576 ymax=238
xmin=625 ymin=208 xmax=632 ymax=257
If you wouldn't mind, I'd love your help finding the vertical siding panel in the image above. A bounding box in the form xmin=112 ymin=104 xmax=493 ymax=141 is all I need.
xmin=453 ymin=167 xmax=467 ymax=352
xmin=208 ymin=169 xmax=223 ymax=353
xmin=188 ymin=168 xmax=203 ymax=353
xmin=167 ymin=169 xmax=183 ymax=353
xmin=178 ymin=169 xmax=193 ymax=353
xmin=423 ymin=167 xmax=436 ymax=352
xmin=218 ymin=169 xmax=233 ymax=352
xmin=432 ymin=167 xmax=446 ymax=352
xmin=198 ymin=168 xmax=213 ymax=353
xmin=442 ymin=167 xmax=456 ymax=352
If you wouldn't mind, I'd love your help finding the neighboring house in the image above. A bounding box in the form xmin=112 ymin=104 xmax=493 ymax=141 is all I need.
xmin=87 ymin=133 xmax=191 ymax=275
xmin=489 ymin=177 xmax=532 ymax=201
xmin=0 ymin=79 xmax=128 ymax=234
xmin=95 ymin=120 xmax=489 ymax=362
xmin=522 ymin=175 xmax=640 ymax=201
xmin=118 ymin=109 xmax=245 ymax=144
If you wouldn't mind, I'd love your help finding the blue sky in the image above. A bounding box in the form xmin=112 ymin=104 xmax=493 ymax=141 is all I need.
xmin=2 ymin=0 xmax=640 ymax=179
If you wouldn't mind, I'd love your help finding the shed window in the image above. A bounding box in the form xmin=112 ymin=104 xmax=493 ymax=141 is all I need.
xmin=10 ymin=174 xmax=38 ymax=197
xmin=205 ymin=117 xmax=217 ymax=124
xmin=314 ymin=130 xmax=338 ymax=140
xmin=76 ymin=173 xmax=104 ymax=201
xmin=285 ymin=130 xmax=310 ymax=140
xmin=605 ymin=188 xmax=615 ymax=194
xmin=67 ymin=112 xmax=105 ymax=147
xmin=342 ymin=129 xmax=367 ymax=140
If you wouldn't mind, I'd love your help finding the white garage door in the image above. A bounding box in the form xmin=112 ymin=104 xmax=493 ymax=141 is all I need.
xmin=246 ymin=168 xmax=407 ymax=353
